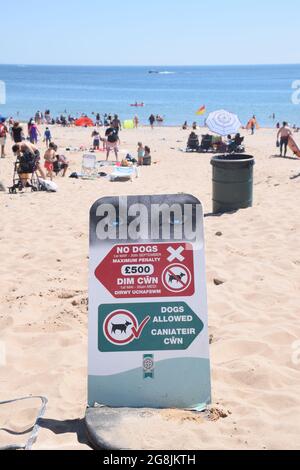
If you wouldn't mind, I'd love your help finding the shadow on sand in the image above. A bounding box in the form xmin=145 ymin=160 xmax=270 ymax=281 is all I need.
xmin=204 ymin=210 xmax=238 ymax=218
xmin=38 ymin=417 xmax=91 ymax=448
xmin=270 ymin=154 xmax=299 ymax=161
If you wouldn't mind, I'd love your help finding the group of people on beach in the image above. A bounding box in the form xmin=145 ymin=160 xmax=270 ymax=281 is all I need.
xmin=11 ymin=140 xmax=69 ymax=185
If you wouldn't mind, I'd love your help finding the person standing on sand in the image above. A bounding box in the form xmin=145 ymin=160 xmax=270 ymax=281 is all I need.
xmin=12 ymin=141 xmax=46 ymax=179
xmin=111 ymin=114 xmax=122 ymax=133
xmin=43 ymin=145 xmax=56 ymax=180
xmin=277 ymin=122 xmax=292 ymax=157
xmin=250 ymin=116 xmax=256 ymax=135
xmin=29 ymin=121 xmax=40 ymax=144
xmin=11 ymin=122 xmax=24 ymax=143
xmin=0 ymin=119 xmax=9 ymax=159
xmin=134 ymin=115 xmax=139 ymax=128
xmin=105 ymin=127 xmax=120 ymax=161
xmin=149 ymin=114 xmax=155 ymax=129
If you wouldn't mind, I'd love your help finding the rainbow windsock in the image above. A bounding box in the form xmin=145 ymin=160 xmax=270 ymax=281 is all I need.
xmin=196 ymin=105 xmax=206 ymax=115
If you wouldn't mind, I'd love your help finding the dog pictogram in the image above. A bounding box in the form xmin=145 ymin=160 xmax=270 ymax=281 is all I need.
xmin=111 ymin=321 xmax=132 ymax=335
xmin=162 ymin=264 xmax=192 ymax=293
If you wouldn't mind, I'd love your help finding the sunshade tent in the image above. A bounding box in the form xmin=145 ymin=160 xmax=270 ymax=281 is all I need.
xmin=123 ymin=120 xmax=134 ymax=129
xmin=206 ymin=109 xmax=241 ymax=136
xmin=75 ymin=117 xmax=94 ymax=127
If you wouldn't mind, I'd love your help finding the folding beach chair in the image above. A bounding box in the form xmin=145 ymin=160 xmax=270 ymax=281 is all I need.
xmin=81 ymin=153 xmax=98 ymax=179
xmin=109 ymin=166 xmax=137 ymax=182
xmin=0 ymin=396 xmax=48 ymax=450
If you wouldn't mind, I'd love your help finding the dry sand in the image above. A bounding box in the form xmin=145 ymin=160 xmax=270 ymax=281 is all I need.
xmin=0 ymin=125 xmax=300 ymax=450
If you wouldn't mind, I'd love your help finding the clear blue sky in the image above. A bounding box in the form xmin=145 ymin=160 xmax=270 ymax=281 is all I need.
xmin=2 ymin=0 xmax=300 ymax=66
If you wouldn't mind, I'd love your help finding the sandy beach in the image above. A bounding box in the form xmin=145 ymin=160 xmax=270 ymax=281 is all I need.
xmin=1 ymin=124 xmax=300 ymax=450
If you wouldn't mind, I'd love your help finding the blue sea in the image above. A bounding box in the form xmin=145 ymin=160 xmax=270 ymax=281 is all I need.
xmin=0 ymin=64 xmax=300 ymax=127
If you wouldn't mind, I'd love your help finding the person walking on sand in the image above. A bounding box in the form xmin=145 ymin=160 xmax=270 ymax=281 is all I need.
xmin=247 ymin=115 xmax=257 ymax=135
xmin=277 ymin=122 xmax=292 ymax=157
xmin=134 ymin=115 xmax=139 ymax=129
xmin=44 ymin=127 xmax=52 ymax=148
xmin=0 ymin=119 xmax=9 ymax=159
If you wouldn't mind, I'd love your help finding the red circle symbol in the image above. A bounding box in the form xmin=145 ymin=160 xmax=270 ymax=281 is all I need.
xmin=162 ymin=264 xmax=192 ymax=293
xmin=103 ymin=310 xmax=138 ymax=345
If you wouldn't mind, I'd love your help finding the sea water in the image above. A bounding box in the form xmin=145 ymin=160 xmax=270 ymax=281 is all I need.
xmin=0 ymin=64 xmax=299 ymax=127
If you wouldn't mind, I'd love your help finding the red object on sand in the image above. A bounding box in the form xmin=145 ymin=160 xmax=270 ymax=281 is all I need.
xmin=75 ymin=117 xmax=95 ymax=127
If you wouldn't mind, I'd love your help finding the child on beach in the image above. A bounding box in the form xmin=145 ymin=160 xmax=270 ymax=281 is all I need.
xmin=137 ymin=142 xmax=145 ymax=165
xmin=44 ymin=145 xmax=56 ymax=180
xmin=143 ymin=146 xmax=152 ymax=166
xmin=44 ymin=127 xmax=52 ymax=148
xmin=91 ymin=129 xmax=105 ymax=150
xmin=138 ymin=144 xmax=151 ymax=166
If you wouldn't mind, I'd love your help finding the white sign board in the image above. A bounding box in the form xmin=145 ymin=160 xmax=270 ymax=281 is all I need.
xmin=88 ymin=194 xmax=211 ymax=409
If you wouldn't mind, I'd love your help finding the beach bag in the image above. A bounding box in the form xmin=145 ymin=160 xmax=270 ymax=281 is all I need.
xmin=39 ymin=179 xmax=58 ymax=192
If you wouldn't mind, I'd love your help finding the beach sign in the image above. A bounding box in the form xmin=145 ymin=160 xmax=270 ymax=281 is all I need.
xmin=88 ymin=194 xmax=211 ymax=409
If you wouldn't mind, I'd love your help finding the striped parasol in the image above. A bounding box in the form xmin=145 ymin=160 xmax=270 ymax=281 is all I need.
xmin=206 ymin=109 xmax=241 ymax=136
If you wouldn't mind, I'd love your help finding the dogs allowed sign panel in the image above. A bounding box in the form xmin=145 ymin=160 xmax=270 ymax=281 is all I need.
xmin=88 ymin=194 xmax=211 ymax=409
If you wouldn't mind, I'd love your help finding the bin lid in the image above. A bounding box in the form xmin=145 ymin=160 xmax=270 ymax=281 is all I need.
xmin=211 ymin=154 xmax=255 ymax=167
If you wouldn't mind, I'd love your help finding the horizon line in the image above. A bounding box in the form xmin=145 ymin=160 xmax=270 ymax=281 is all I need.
xmin=0 ymin=62 xmax=300 ymax=68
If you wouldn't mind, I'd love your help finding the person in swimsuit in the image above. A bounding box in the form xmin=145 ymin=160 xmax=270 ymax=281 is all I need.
xmin=277 ymin=122 xmax=292 ymax=157
xmin=137 ymin=142 xmax=145 ymax=165
xmin=44 ymin=145 xmax=56 ymax=180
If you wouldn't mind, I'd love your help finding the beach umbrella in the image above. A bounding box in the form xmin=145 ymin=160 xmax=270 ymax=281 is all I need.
xmin=206 ymin=109 xmax=241 ymax=136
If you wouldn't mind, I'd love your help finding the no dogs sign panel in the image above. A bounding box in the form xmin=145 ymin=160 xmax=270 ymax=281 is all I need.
xmin=88 ymin=195 xmax=211 ymax=409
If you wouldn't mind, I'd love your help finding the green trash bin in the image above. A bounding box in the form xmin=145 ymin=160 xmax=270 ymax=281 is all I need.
xmin=211 ymin=154 xmax=255 ymax=214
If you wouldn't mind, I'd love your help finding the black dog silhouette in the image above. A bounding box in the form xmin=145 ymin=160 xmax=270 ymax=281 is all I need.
xmin=112 ymin=321 xmax=132 ymax=335
xmin=169 ymin=272 xmax=186 ymax=283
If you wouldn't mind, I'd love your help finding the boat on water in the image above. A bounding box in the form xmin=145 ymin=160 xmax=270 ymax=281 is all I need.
xmin=130 ymin=102 xmax=145 ymax=107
